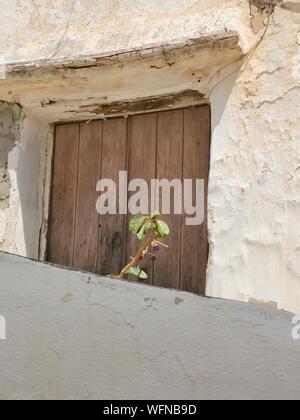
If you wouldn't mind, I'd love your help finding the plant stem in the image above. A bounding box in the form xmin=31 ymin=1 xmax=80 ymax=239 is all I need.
xmin=118 ymin=237 xmax=153 ymax=278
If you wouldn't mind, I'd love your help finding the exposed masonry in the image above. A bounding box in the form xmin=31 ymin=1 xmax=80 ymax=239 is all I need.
xmin=0 ymin=102 xmax=21 ymax=210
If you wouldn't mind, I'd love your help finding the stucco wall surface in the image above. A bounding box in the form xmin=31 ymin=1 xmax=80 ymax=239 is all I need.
xmin=0 ymin=251 xmax=299 ymax=400
xmin=207 ymin=3 xmax=300 ymax=314
xmin=0 ymin=0 xmax=254 ymax=65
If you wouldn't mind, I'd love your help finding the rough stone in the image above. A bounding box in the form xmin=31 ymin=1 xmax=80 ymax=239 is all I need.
xmin=0 ymin=103 xmax=20 ymax=211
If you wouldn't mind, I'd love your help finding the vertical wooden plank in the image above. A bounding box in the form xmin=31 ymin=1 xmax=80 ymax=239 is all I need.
xmin=73 ymin=120 xmax=102 ymax=272
xmin=47 ymin=123 xmax=79 ymax=266
xmin=180 ymin=105 xmax=210 ymax=294
xmin=153 ymin=109 xmax=183 ymax=289
xmin=125 ymin=113 xmax=157 ymax=284
xmin=97 ymin=118 xmax=127 ymax=275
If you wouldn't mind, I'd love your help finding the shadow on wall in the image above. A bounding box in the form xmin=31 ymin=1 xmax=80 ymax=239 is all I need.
xmin=209 ymin=67 xmax=240 ymax=130
xmin=15 ymin=115 xmax=50 ymax=259
xmin=0 ymin=102 xmax=49 ymax=259
xmin=206 ymin=64 xmax=242 ymax=296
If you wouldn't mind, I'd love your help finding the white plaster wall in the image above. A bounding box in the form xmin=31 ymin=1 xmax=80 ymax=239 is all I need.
xmin=207 ymin=5 xmax=300 ymax=314
xmin=0 ymin=0 xmax=254 ymax=65
xmin=0 ymin=251 xmax=299 ymax=400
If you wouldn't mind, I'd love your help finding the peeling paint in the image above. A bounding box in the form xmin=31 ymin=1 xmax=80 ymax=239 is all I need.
xmin=0 ymin=103 xmax=21 ymax=208
xmin=280 ymin=1 xmax=300 ymax=14
xmin=5 ymin=32 xmax=239 ymax=78
xmin=249 ymin=0 xmax=278 ymax=34
xmin=207 ymin=2 xmax=300 ymax=314
xmin=0 ymin=102 xmax=21 ymax=246
xmin=0 ymin=30 xmax=243 ymax=123
xmin=65 ymin=90 xmax=205 ymax=118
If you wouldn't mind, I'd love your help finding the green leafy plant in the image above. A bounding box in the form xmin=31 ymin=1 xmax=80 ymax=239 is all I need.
xmin=117 ymin=212 xmax=169 ymax=281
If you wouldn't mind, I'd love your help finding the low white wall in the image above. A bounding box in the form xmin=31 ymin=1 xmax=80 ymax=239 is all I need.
xmin=0 ymin=251 xmax=299 ymax=400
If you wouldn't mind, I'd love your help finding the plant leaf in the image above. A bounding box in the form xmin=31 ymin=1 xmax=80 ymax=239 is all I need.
xmin=129 ymin=214 xmax=146 ymax=234
xmin=128 ymin=267 xmax=141 ymax=276
xmin=128 ymin=266 xmax=148 ymax=279
xmin=137 ymin=224 xmax=146 ymax=240
xmin=137 ymin=269 xmax=148 ymax=280
xmin=156 ymin=220 xmax=170 ymax=237
xmin=151 ymin=211 xmax=160 ymax=219
xmin=144 ymin=221 xmax=153 ymax=231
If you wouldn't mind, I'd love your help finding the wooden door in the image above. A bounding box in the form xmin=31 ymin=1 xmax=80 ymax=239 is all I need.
xmin=47 ymin=106 xmax=210 ymax=294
